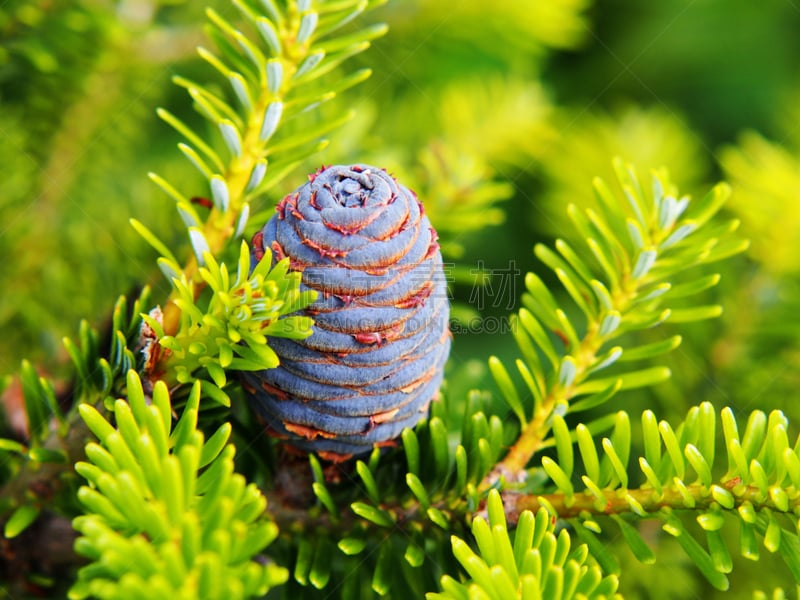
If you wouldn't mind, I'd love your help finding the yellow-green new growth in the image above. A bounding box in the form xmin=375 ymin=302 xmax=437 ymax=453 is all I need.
xmin=428 ymin=490 xmax=620 ymax=600
xmin=141 ymin=241 xmax=316 ymax=398
xmin=70 ymin=371 xmax=287 ymax=599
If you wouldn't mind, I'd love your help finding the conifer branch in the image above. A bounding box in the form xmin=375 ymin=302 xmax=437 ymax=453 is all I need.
xmin=127 ymin=1 xmax=388 ymax=395
xmin=152 ymin=1 xmax=386 ymax=338
xmin=484 ymin=161 xmax=747 ymax=487
xmin=70 ymin=371 xmax=288 ymax=598
xmin=429 ymin=490 xmax=621 ymax=600
xmin=493 ymin=402 xmax=800 ymax=591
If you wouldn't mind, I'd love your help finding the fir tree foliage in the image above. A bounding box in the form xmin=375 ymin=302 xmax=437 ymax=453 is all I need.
xmin=487 ymin=160 xmax=747 ymax=482
xmin=140 ymin=241 xmax=317 ymax=397
xmin=4 ymin=1 xmax=800 ymax=599
xmin=0 ymin=0 xmax=129 ymax=364
xmin=70 ymin=370 xmax=287 ymax=599
xmin=428 ymin=490 xmax=621 ymax=600
xmin=381 ymin=0 xmax=592 ymax=79
xmin=386 ymin=164 xmax=751 ymax=599
xmin=138 ymin=0 xmax=386 ymax=387
xmin=535 ymin=106 xmax=708 ymax=237
xmin=510 ymin=401 xmax=800 ymax=592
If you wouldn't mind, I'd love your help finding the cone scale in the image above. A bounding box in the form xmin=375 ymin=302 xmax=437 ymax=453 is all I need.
xmin=243 ymin=164 xmax=451 ymax=459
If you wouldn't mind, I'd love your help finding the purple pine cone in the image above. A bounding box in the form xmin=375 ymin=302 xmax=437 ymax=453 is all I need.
xmin=242 ymin=164 xmax=451 ymax=460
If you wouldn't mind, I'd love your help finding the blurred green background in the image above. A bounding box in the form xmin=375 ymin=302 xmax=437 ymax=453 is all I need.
xmin=2 ymin=0 xmax=800 ymax=596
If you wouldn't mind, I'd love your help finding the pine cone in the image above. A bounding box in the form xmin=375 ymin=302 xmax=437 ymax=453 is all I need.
xmin=242 ymin=164 xmax=451 ymax=460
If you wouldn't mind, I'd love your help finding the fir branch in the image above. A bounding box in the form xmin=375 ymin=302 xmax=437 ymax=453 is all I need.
xmin=485 ymin=161 xmax=748 ymax=486
xmin=142 ymin=242 xmax=317 ymax=392
xmin=500 ymin=402 xmax=800 ymax=590
xmin=428 ymin=490 xmax=620 ymax=600
xmin=147 ymin=0 xmax=386 ymax=339
xmin=70 ymin=371 xmax=288 ymax=598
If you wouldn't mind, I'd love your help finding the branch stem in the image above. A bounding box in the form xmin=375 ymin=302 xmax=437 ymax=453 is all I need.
xmin=499 ymin=481 xmax=788 ymax=526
